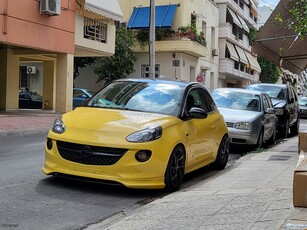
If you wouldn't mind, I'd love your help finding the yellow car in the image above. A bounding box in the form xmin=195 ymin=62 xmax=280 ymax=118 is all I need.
xmin=42 ymin=79 xmax=229 ymax=191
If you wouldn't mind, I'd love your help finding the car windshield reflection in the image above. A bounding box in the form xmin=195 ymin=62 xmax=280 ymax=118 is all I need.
xmin=212 ymin=91 xmax=260 ymax=112
xmin=87 ymin=81 xmax=184 ymax=116
xmin=246 ymin=85 xmax=286 ymax=100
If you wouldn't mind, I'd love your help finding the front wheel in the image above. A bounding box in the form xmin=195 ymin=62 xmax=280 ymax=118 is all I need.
xmin=290 ymin=117 xmax=300 ymax=136
xmin=255 ymin=129 xmax=264 ymax=149
xmin=280 ymin=118 xmax=290 ymax=138
xmin=268 ymin=128 xmax=277 ymax=146
xmin=213 ymin=135 xmax=229 ymax=170
xmin=164 ymin=146 xmax=185 ymax=192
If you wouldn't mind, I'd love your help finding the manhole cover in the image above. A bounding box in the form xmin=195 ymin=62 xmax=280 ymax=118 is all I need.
xmin=268 ymin=155 xmax=291 ymax=161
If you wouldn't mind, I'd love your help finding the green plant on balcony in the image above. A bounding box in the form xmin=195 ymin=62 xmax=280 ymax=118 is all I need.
xmin=136 ymin=28 xmax=175 ymax=47
xmin=135 ymin=25 xmax=206 ymax=47
xmin=176 ymin=25 xmax=206 ymax=46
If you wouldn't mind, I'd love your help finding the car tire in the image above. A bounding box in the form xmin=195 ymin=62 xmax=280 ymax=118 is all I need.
xmin=280 ymin=118 xmax=290 ymax=138
xmin=256 ymin=129 xmax=264 ymax=149
xmin=290 ymin=117 xmax=300 ymax=136
xmin=164 ymin=145 xmax=185 ymax=192
xmin=268 ymin=128 xmax=277 ymax=146
xmin=213 ymin=135 xmax=229 ymax=170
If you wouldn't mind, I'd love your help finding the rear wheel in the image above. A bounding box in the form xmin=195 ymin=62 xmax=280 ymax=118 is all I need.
xmin=164 ymin=146 xmax=185 ymax=192
xmin=213 ymin=135 xmax=229 ymax=170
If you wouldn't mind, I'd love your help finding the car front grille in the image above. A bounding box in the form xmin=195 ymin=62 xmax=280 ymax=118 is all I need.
xmin=56 ymin=141 xmax=128 ymax=165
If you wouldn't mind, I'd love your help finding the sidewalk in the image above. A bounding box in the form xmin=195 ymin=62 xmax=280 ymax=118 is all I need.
xmin=0 ymin=110 xmax=59 ymax=136
xmin=87 ymin=137 xmax=307 ymax=230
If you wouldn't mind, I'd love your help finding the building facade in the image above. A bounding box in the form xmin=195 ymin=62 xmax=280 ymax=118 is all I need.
xmin=215 ymin=0 xmax=261 ymax=88
xmin=118 ymin=0 xmax=220 ymax=91
xmin=0 ymin=0 xmax=122 ymax=112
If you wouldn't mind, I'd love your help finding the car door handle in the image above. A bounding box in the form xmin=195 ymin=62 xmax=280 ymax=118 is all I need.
xmin=210 ymin=125 xmax=216 ymax=129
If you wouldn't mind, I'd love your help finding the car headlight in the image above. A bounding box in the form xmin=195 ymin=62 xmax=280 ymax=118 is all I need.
xmin=126 ymin=126 xmax=162 ymax=143
xmin=274 ymin=108 xmax=284 ymax=115
xmin=51 ymin=117 xmax=66 ymax=134
xmin=234 ymin=122 xmax=252 ymax=130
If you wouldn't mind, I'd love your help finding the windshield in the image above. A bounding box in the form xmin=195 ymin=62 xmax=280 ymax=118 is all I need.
xmin=30 ymin=92 xmax=43 ymax=101
xmin=212 ymin=90 xmax=261 ymax=112
xmin=87 ymin=81 xmax=184 ymax=116
xmin=246 ymin=85 xmax=286 ymax=100
xmin=299 ymin=98 xmax=307 ymax=106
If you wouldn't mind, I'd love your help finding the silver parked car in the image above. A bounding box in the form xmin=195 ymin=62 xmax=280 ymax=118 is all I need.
xmin=299 ymin=97 xmax=307 ymax=118
xmin=212 ymin=88 xmax=277 ymax=148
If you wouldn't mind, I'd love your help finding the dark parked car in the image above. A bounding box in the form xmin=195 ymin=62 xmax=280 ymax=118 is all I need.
xmin=73 ymin=88 xmax=94 ymax=108
xmin=299 ymin=97 xmax=307 ymax=118
xmin=245 ymin=83 xmax=300 ymax=137
xmin=212 ymin=88 xmax=277 ymax=148
xmin=19 ymin=91 xmax=43 ymax=109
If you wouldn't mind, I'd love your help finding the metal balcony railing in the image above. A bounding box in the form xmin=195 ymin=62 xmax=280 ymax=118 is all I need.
xmin=84 ymin=17 xmax=107 ymax=43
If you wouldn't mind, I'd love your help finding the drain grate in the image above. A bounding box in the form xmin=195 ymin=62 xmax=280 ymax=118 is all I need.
xmin=268 ymin=155 xmax=291 ymax=161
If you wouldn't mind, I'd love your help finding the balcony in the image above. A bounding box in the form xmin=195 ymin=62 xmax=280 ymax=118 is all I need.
xmin=220 ymin=59 xmax=257 ymax=82
xmin=74 ymin=14 xmax=116 ymax=57
xmin=133 ymin=28 xmax=207 ymax=58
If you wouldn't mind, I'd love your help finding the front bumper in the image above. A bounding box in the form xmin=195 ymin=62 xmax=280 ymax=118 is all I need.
xmin=42 ymin=137 xmax=174 ymax=189
xmin=228 ymin=128 xmax=258 ymax=145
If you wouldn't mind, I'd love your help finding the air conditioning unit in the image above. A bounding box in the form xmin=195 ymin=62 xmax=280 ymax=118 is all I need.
xmin=40 ymin=0 xmax=61 ymax=16
xmin=27 ymin=66 xmax=37 ymax=74
xmin=212 ymin=48 xmax=219 ymax=56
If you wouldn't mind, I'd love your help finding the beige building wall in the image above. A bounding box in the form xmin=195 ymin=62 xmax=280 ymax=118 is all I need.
xmin=118 ymin=0 xmax=220 ymax=91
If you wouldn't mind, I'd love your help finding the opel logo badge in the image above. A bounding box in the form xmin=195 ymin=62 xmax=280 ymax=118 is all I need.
xmin=81 ymin=146 xmax=92 ymax=158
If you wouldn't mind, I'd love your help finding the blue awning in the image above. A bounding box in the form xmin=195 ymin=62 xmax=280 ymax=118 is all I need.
xmin=127 ymin=4 xmax=178 ymax=29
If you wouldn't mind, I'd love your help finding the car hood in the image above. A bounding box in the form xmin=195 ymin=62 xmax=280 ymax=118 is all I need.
xmin=271 ymin=99 xmax=286 ymax=108
xmin=218 ymin=107 xmax=261 ymax=123
xmin=62 ymin=107 xmax=181 ymax=134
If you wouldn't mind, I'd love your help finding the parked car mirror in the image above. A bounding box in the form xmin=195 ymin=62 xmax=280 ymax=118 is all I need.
xmin=189 ymin=107 xmax=208 ymax=119
xmin=266 ymin=108 xmax=275 ymax=114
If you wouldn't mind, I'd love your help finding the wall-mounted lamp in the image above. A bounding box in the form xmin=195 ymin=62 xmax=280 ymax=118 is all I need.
xmin=172 ymin=53 xmax=176 ymax=59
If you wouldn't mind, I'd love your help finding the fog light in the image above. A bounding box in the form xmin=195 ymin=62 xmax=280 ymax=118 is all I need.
xmin=135 ymin=150 xmax=152 ymax=162
xmin=46 ymin=138 xmax=53 ymax=150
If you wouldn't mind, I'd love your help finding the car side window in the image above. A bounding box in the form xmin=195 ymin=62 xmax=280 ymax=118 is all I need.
xmin=74 ymin=90 xmax=87 ymax=98
xmin=186 ymin=88 xmax=217 ymax=113
xmin=263 ymin=96 xmax=269 ymax=111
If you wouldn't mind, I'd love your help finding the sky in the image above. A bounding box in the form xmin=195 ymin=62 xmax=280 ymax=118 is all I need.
xmin=259 ymin=0 xmax=280 ymax=8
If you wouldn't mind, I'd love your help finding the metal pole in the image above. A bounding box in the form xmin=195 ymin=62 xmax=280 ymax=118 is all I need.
xmin=149 ymin=0 xmax=155 ymax=78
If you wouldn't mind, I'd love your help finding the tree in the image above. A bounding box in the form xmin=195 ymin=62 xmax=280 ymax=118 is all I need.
xmin=275 ymin=0 xmax=307 ymax=39
xmin=95 ymin=27 xmax=137 ymax=84
xmin=258 ymin=56 xmax=281 ymax=83
xmin=74 ymin=57 xmax=96 ymax=79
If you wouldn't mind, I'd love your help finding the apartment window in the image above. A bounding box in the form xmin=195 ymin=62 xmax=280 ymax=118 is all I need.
xmin=141 ymin=65 xmax=160 ymax=78
xmin=240 ymin=63 xmax=245 ymax=72
xmin=191 ymin=13 xmax=196 ymax=27
xmin=234 ymin=61 xmax=239 ymax=70
xmin=239 ymin=0 xmax=244 ymax=9
xmin=84 ymin=17 xmax=107 ymax=43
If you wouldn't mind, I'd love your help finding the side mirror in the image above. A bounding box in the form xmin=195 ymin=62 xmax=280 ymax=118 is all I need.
xmin=189 ymin=107 xmax=208 ymax=119
xmin=289 ymin=98 xmax=294 ymax=103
